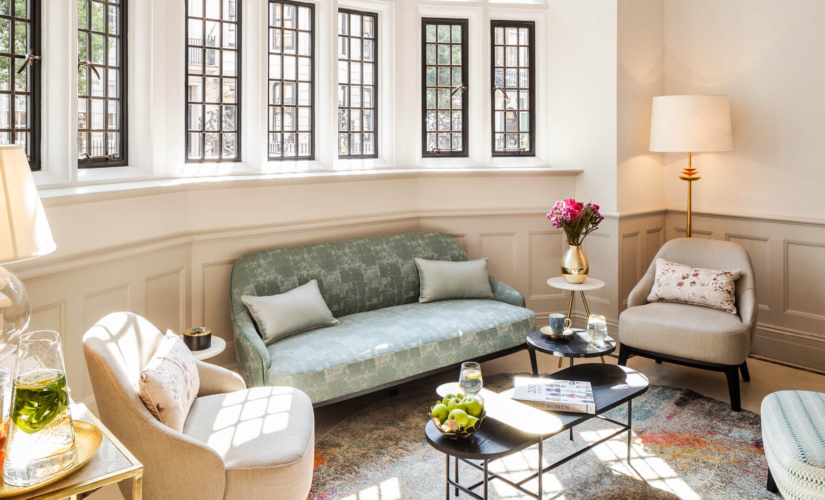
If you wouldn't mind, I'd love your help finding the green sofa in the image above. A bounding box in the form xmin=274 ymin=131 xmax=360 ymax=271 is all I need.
xmin=230 ymin=232 xmax=536 ymax=405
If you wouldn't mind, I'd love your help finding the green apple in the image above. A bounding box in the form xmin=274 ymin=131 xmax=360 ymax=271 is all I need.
xmin=431 ymin=403 xmax=449 ymax=423
xmin=466 ymin=416 xmax=479 ymax=429
xmin=446 ymin=397 xmax=467 ymax=413
xmin=455 ymin=393 xmax=464 ymax=400
xmin=464 ymin=397 xmax=483 ymax=417
xmin=442 ymin=393 xmax=456 ymax=405
xmin=448 ymin=409 xmax=469 ymax=428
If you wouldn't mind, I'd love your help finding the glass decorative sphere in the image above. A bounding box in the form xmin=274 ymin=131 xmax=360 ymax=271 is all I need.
xmin=0 ymin=266 xmax=30 ymax=345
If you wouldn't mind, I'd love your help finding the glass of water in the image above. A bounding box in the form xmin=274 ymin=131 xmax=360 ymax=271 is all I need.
xmin=458 ymin=362 xmax=483 ymax=396
xmin=587 ymin=314 xmax=608 ymax=347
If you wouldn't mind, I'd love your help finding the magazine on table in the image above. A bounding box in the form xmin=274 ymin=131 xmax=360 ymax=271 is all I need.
xmin=512 ymin=376 xmax=596 ymax=414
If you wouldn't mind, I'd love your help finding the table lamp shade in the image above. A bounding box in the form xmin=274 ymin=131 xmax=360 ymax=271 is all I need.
xmin=649 ymin=95 xmax=733 ymax=153
xmin=0 ymin=145 xmax=55 ymax=264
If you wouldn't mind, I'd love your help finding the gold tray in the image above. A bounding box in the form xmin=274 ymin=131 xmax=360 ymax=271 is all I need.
xmin=0 ymin=420 xmax=103 ymax=498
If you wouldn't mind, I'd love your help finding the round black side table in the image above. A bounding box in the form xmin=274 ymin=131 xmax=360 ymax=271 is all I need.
xmin=526 ymin=329 xmax=616 ymax=376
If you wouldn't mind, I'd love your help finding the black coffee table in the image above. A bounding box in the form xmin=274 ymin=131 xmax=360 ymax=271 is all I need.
xmin=425 ymin=364 xmax=649 ymax=500
xmin=527 ymin=329 xmax=617 ymax=376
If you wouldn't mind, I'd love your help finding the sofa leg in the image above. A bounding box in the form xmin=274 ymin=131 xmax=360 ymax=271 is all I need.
xmin=740 ymin=361 xmax=750 ymax=382
xmin=725 ymin=366 xmax=741 ymax=412
xmin=766 ymin=468 xmax=778 ymax=493
xmin=618 ymin=346 xmax=630 ymax=367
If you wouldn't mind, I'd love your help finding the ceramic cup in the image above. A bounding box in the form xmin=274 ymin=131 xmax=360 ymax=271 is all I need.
xmin=548 ymin=313 xmax=572 ymax=335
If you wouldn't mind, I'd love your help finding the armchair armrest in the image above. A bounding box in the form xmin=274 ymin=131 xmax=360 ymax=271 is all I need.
xmin=737 ymin=287 xmax=758 ymax=344
xmin=490 ymin=277 xmax=526 ymax=307
xmin=627 ymin=271 xmax=655 ymax=308
xmin=196 ymin=360 xmax=246 ymax=397
xmin=231 ymin=309 xmax=271 ymax=387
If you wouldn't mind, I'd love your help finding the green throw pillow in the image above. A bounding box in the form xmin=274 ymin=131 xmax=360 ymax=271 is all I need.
xmin=242 ymin=279 xmax=339 ymax=345
xmin=415 ymin=258 xmax=495 ymax=303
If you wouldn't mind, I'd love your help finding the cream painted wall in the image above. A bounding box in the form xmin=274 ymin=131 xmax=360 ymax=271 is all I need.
xmin=617 ymin=0 xmax=665 ymax=213
xmin=547 ymin=0 xmax=619 ymax=212
xmin=663 ymin=0 xmax=825 ymax=219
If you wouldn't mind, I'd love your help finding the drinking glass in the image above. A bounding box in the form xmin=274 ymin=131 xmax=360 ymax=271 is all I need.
xmin=587 ymin=314 xmax=608 ymax=346
xmin=458 ymin=362 xmax=483 ymax=396
xmin=4 ymin=331 xmax=77 ymax=487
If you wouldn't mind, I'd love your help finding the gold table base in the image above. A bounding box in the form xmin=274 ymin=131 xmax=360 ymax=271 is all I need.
xmin=559 ymin=290 xmax=606 ymax=368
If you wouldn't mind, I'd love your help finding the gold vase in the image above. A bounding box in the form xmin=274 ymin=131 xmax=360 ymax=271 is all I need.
xmin=561 ymin=244 xmax=589 ymax=284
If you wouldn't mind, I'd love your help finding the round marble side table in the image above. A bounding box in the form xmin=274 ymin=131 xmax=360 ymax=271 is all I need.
xmin=546 ymin=277 xmax=607 ymax=366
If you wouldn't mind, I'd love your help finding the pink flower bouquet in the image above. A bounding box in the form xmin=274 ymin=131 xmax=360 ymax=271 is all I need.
xmin=547 ymin=199 xmax=604 ymax=245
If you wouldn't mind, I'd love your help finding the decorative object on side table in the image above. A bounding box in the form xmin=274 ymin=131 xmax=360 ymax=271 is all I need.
xmin=547 ymin=199 xmax=603 ymax=283
xmin=183 ymin=327 xmax=212 ymax=351
xmin=649 ymin=95 xmax=733 ymax=237
xmin=0 ymin=146 xmax=56 ymax=354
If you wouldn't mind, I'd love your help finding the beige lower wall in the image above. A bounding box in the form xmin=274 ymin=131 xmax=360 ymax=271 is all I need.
xmin=17 ymin=177 xmax=825 ymax=407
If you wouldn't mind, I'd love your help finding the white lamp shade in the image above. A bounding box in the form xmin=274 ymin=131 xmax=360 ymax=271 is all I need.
xmin=0 ymin=145 xmax=55 ymax=264
xmin=649 ymin=95 xmax=733 ymax=153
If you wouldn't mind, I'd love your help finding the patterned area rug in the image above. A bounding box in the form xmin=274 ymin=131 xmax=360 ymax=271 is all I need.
xmin=310 ymin=373 xmax=773 ymax=500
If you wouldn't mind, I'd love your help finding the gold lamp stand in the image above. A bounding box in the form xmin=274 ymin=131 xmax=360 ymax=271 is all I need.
xmin=678 ymin=152 xmax=700 ymax=237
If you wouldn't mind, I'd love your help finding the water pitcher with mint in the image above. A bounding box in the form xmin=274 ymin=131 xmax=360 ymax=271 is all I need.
xmin=4 ymin=331 xmax=77 ymax=486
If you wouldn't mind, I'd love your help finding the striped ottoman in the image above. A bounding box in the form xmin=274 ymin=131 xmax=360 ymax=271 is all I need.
xmin=762 ymin=391 xmax=825 ymax=499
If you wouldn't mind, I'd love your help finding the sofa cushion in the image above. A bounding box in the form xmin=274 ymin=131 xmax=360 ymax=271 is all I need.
xmin=266 ymin=300 xmax=536 ymax=403
xmin=183 ymin=386 xmax=314 ymax=499
xmin=619 ymin=302 xmax=750 ymax=365
xmin=762 ymin=391 xmax=825 ymax=500
xmin=415 ymin=258 xmax=495 ymax=303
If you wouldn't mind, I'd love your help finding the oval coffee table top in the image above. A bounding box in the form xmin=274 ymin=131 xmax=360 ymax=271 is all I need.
xmin=425 ymin=364 xmax=649 ymax=460
xmin=527 ymin=329 xmax=616 ymax=358
xmin=546 ymin=277 xmax=606 ymax=291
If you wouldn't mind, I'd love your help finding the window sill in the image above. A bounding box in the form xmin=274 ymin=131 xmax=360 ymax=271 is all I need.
xmin=37 ymin=165 xmax=582 ymax=208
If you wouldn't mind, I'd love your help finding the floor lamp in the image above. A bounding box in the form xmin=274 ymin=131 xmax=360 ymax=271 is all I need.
xmin=649 ymin=95 xmax=732 ymax=237
xmin=0 ymin=145 xmax=56 ymax=354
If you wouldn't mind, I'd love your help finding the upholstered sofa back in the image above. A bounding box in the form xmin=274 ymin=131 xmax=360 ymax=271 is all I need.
xmin=230 ymin=232 xmax=469 ymax=320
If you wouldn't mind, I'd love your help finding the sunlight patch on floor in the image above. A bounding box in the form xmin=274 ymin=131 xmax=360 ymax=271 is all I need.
xmin=340 ymin=477 xmax=401 ymax=500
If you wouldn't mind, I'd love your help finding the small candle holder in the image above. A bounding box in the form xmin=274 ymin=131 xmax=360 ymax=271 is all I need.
xmin=183 ymin=327 xmax=212 ymax=351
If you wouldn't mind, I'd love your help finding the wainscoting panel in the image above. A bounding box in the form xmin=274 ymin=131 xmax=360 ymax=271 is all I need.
xmin=29 ymin=301 xmax=68 ymax=346
xmin=527 ymin=231 xmax=565 ymax=301
xmin=621 ymin=232 xmax=640 ymax=302
xmin=146 ymin=268 xmax=186 ymax=337
xmin=666 ymin=210 xmax=825 ymax=371
xmin=201 ymin=261 xmax=238 ymax=368
xmin=478 ymin=233 xmax=517 ymax=287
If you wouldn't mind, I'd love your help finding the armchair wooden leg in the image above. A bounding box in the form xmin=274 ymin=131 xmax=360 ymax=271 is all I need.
xmin=766 ymin=468 xmax=778 ymax=493
xmin=725 ymin=366 xmax=742 ymax=412
xmin=618 ymin=346 xmax=630 ymax=367
xmin=740 ymin=361 xmax=750 ymax=382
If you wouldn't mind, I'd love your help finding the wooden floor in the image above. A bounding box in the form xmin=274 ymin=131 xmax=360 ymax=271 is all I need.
xmin=90 ymin=350 xmax=825 ymax=500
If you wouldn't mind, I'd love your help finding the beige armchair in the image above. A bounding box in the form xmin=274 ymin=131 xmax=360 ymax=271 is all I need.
xmin=618 ymin=238 xmax=757 ymax=411
xmin=82 ymin=312 xmax=315 ymax=500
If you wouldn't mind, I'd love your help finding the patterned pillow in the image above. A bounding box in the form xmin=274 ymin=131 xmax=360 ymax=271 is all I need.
xmin=138 ymin=334 xmax=200 ymax=432
xmin=647 ymin=258 xmax=742 ymax=314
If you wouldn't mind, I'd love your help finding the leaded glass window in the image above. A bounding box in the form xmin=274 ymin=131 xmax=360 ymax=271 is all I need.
xmin=186 ymin=0 xmax=241 ymax=162
xmin=422 ymin=18 xmax=467 ymax=157
xmin=268 ymin=0 xmax=313 ymax=160
xmin=78 ymin=0 xmax=126 ymax=167
xmin=337 ymin=9 xmax=376 ymax=158
xmin=0 ymin=0 xmax=39 ymax=169
xmin=491 ymin=20 xmax=534 ymax=156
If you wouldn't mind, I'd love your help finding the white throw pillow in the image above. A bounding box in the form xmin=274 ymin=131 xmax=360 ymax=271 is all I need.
xmin=647 ymin=258 xmax=742 ymax=314
xmin=415 ymin=258 xmax=495 ymax=303
xmin=242 ymin=279 xmax=340 ymax=345
xmin=138 ymin=334 xmax=200 ymax=432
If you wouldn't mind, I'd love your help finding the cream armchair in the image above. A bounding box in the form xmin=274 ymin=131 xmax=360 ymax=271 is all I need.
xmin=82 ymin=312 xmax=315 ymax=500
xmin=618 ymin=238 xmax=757 ymax=412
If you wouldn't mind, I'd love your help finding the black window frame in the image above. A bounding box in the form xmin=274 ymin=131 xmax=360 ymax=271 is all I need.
xmin=78 ymin=0 xmax=128 ymax=168
xmin=267 ymin=0 xmax=315 ymax=161
xmin=337 ymin=8 xmax=378 ymax=159
xmin=2 ymin=0 xmax=41 ymax=170
xmin=185 ymin=0 xmax=242 ymax=163
xmin=490 ymin=20 xmax=535 ymax=157
xmin=421 ymin=17 xmax=468 ymax=158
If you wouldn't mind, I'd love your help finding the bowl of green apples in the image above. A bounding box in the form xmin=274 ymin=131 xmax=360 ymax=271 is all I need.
xmin=430 ymin=393 xmax=486 ymax=439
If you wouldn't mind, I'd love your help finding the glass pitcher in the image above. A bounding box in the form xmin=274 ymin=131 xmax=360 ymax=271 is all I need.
xmin=4 ymin=331 xmax=77 ymax=487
